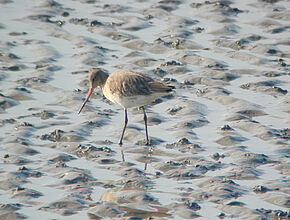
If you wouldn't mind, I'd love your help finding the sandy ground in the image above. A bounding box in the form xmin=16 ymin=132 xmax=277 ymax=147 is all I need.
xmin=0 ymin=0 xmax=289 ymax=219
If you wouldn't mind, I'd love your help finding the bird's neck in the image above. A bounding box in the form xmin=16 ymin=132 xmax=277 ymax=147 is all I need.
xmin=99 ymin=73 xmax=109 ymax=89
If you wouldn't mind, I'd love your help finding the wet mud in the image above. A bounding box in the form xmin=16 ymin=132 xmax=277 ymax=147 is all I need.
xmin=0 ymin=0 xmax=289 ymax=219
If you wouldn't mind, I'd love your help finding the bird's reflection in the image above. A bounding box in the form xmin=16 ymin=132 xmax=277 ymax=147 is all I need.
xmin=120 ymin=145 xmax=125 ymax=162
xmin=119 ymin=143 xmax=153 ymax=171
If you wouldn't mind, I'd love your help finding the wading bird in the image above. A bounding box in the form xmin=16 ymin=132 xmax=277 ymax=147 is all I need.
xmin=78 ymin=69 xmax=175 ymax=145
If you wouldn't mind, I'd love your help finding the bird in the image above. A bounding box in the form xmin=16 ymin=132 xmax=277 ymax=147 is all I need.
xmin=78 ymin=69 xmax=175 ymax=145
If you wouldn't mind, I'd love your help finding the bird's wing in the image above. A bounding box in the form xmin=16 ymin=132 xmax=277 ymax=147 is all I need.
xmin=106 ymin=71 xmax=153 ymax=96
xmin=106 ymin=70 xmax=174 ymax=96
xmin=148 ymin=81 xmax=175 ymax=93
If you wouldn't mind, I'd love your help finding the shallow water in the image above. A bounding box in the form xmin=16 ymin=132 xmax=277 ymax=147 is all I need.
xmin=0 ymin=0 xmax=289 ymax=219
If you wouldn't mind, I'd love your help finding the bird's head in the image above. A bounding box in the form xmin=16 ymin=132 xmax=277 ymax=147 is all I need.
xmin=78 ymin=69 xmax=109 ymax=114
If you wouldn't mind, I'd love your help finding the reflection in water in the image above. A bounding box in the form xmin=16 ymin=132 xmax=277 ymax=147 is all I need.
xmin=120 ymin=145 xmax=125 ymax=162
xmin=119 ymin=144 xmax=150 ymax=170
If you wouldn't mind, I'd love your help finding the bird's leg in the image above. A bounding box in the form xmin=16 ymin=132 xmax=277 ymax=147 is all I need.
xmin=119 ymin=109 xmax=128 ymax=145
xmin=141 ymin=106 xmax=150 ymax=146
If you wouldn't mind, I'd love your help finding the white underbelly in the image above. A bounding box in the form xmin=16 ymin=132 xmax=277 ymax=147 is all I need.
xmin=105 ymin=93 xmax=166 ymax=109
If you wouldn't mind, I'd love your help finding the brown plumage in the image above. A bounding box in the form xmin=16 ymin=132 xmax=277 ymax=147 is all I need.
xmin=79 ymin=69 xmax=175 ymax=145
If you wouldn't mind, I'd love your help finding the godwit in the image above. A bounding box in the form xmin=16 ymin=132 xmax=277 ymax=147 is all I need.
xmin=78 ymin=69 xmax=175 ymax=145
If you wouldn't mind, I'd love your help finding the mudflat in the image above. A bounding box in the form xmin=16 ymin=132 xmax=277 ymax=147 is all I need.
xmin=0 ymin=0 xmax=289 ymax=219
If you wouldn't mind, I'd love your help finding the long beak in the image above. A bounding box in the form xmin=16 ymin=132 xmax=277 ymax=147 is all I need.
xmin=78 ymin=87 xmax=93 ymax=114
